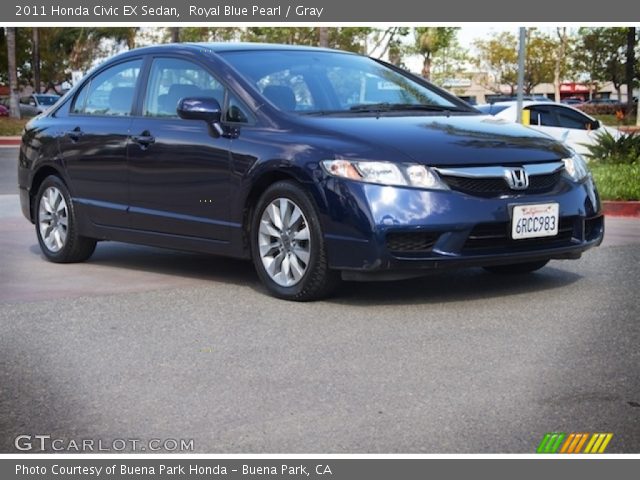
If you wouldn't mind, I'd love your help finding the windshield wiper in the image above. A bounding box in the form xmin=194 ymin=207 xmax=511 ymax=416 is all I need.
xmin=348 ymin=103 xmax=468 ymax=113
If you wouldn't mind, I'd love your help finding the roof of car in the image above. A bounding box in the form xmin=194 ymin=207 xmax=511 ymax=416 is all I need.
xmin=114 ymin=42 xmax=351 ymax=58
xmin=189 ymin=42 xmax=347 ymax=53
xmin=480 ymin=100 xmax=537 ymax=108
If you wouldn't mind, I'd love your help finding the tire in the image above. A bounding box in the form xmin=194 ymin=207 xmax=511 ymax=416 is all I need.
xmin=250 ymin=180 xmax=340 ymax=301
xmin=483 ymin=259 xmax=549 ymax=274
xmin=35 ymin=175 xmax=97 ymax=263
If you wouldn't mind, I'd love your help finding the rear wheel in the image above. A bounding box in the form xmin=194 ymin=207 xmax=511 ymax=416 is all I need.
xmin=483 ymin=260 xmax=549 ymax=274
xmin=251 ymin=181 xmax=339 ymax=301
xmin=35 ymin=176 xmax=96 ymax=263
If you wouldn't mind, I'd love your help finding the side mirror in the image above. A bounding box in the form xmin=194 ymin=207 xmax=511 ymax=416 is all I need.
xmin=586 ymin=119 xmax=600 ymax=131
xmin=177 ymin=97 xmax=223 ymax=135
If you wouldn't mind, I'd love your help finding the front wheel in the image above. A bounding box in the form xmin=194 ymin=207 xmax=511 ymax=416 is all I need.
xmin=250 ymin=181 xmax=340 ymax=301
xmin=35 ymin=175 xmax=96 ymax=263
xmin=483 ymin=259 xmax=549 ymax=274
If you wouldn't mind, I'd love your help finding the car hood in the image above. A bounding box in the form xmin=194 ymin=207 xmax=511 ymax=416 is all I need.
xmin=300 ymin=114 xmax=571 ymax=166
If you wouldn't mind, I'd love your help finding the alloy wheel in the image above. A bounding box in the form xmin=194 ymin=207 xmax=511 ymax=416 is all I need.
xmin=38 ymin=186 xmax=69 ymax=253
xmin=258 ymin=197 xmax=311 ymax=287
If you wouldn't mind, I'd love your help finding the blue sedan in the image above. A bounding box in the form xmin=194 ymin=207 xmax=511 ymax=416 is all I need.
xmin=18 ymin=43 xmax=604 ymax=300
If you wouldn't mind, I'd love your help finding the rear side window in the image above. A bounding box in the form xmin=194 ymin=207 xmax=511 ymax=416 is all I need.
xmin=552 ymin=106 xmax=591 ymax=130
xmin=72 ymin=59 xmax=142 ymax=116
xmin=526 ymin=106 xmax=559 ymax=127
xmin=143 ymin=57 xmax=224 ymax=117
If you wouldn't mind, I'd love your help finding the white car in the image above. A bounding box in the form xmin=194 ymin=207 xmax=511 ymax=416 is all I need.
xmin=477 ymin=100 xmax=622 ymax=157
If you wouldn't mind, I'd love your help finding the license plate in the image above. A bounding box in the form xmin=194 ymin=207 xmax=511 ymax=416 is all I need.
xmin=511 ymin=203 xmax=559 ymax=240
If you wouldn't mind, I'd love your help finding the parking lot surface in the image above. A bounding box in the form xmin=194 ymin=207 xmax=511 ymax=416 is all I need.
xmin=1 ymin=148 xmax=638 ymax=452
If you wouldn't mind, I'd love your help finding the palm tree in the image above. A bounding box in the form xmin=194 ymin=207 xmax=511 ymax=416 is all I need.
xmin=170 ymin=27 xmax=180 ymax=43
xmin=318 ymin=27 xmax=329 ymax=48
xmin=625 ymin=27 xmax=635 ymax=116
xmin=6 ymin=27 xmax=20 ymax=119
xmin=415 ymin=27 xmax=456 ymax=80
xmin=32 ymin=27 xmax=40 ymax=94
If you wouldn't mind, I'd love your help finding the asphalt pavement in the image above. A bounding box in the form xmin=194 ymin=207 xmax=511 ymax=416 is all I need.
xmin=1 ymin=147 xmax=639 ymax=453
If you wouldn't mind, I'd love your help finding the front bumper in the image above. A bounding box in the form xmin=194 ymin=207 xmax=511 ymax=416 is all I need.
xmin=321 ymin=176 xmax=604 ymax=276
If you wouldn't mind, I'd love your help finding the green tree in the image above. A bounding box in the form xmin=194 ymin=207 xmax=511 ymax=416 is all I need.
xmin=573 ymin=27 xmax=628 ymax=101
xmin=241 ymin=27 xmax=373 ymax=53
xmin=430 ymin=35 xmax=470 ymax=87
xmin=474 ymin=31 xmax=519 ymax=94
xmin=475 ymin=30 xmax=557 ymax=95
xmin=524 ymin=30 xmax=557 ymax=94
xmin=553 ymin=28 xmax=573 ymax=102
xmin=0 ymin=27 xmax=32 ymax=85
xmin=412 ymin=27 xmax=457 ymax=80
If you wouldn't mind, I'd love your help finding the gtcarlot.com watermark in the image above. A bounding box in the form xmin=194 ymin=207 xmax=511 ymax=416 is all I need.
xmin=14 ymin=434 xmax=194 ymax=452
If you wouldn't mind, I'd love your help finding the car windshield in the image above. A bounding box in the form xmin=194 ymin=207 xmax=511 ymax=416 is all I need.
xmin=36 ymin=95 xmax=59 ymax=106
xmin=476 ymin=104 xmax=510 ymax=115
xmin=220 ymin=50 xmax=469 ymax=114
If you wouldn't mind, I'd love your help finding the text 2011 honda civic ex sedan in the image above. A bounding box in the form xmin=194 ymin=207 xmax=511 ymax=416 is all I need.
xmin=19 ymin=43 xmax=604 ymax=300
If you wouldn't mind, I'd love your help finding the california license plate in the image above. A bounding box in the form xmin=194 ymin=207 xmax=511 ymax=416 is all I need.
xmin=511 ymin=203 xmax=559 ymax=240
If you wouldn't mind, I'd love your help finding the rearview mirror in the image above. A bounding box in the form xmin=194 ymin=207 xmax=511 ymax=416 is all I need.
xmin=177 ymin=97 xmax=223 ymax=135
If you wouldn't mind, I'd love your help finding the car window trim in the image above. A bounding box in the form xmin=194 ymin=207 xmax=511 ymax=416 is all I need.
xmin=69 ymin=56 xmax=145 ymax=119
xmin=136 ymin=54 xmax=256 ymax=127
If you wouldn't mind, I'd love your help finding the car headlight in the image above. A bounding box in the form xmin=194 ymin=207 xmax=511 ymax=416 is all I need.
xmin=321 ymin=160 xmax=448 ymax=190
xmin=562 ymin=153 xmax=590 ymax=182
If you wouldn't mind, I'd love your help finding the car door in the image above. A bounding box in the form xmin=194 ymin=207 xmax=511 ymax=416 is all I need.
xmin=57 ymin=58 xmax=143 ymax=228
xmin=127 ymin=56 xmax=232 ymax=241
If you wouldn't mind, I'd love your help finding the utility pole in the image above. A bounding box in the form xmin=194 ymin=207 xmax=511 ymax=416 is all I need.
xmin=516 ymin=27 xmax=526 ymax=124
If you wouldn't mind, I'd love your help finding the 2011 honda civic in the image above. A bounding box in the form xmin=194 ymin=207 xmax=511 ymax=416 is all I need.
xmin=18 ymin=43 xmax=604 ymax=300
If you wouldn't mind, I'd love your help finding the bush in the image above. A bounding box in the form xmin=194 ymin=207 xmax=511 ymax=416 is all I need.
xmin=0 ymin=118 xmax=28 ymax=136
xmin=577 ymin=103 xmax=626 ymax=116
xmin=583 ymin=130 xmax=640 ymax=165
xmin=590 ymin=163 xmax=640 ymax=201
xmin=592 ymin=114 xmax=636 ymax=127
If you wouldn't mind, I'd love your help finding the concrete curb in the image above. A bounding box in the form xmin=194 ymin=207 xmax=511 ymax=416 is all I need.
xmin=0 ymin=137 xmax=21 ymax=146
xmin=603 ymin=201 xmax=640 ymax=218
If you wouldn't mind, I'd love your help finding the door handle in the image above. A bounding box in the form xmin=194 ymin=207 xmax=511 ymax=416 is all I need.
xmin=132 ymin=131 xmax=155 ymax=148
xmin=65 ymin=127 xmax=83 ymax=142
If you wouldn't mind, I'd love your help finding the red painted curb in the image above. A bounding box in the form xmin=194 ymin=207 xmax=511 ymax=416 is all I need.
xmin=0 ymin=137 xmax=21 ymax=146
xmin=603 ymin=201 xmax=640 ymax=218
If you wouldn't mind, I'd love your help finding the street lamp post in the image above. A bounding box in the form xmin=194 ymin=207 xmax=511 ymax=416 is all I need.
xmin=516 ymin=27 xmax=526 ymax=124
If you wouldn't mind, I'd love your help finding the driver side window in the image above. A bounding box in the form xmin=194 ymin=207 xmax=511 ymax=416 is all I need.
xmin=144 ymin=58 xmax=224 ymax=118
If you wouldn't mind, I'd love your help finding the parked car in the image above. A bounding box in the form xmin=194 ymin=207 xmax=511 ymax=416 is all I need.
xmin=0 ymin=104 xmax=8 ymax=117
xmin=476 ymin=100 xmax=622 ymax=157
xmin=561 ymin=98 xmax=584 ymax=106
xmin=20 ymin=94 xmax=61 ymax=116
xmin=486 ymin=95 xmax=552 ymax=103
xmin=18 ymin=43 xmax=604 ymax=300
xmin=583 ymin=98 xmax=622 ymax=105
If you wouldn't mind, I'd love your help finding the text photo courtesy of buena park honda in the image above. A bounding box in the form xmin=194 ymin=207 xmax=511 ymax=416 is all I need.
xmin=1 ymin=24 xmax=639 ymax=456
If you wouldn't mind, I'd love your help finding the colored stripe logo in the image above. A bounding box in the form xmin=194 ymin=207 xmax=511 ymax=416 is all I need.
xmin=537 ymin=433 xmax=613 ymax=453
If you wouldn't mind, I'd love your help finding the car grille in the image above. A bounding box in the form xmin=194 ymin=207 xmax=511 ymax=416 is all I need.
xmin=440 ymin=170 xmax=563 ymax=197
xmin=386 ymin=231 xmax=440 ymax=253
xmin=462 ymin=216 xmax=576 ymax=253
